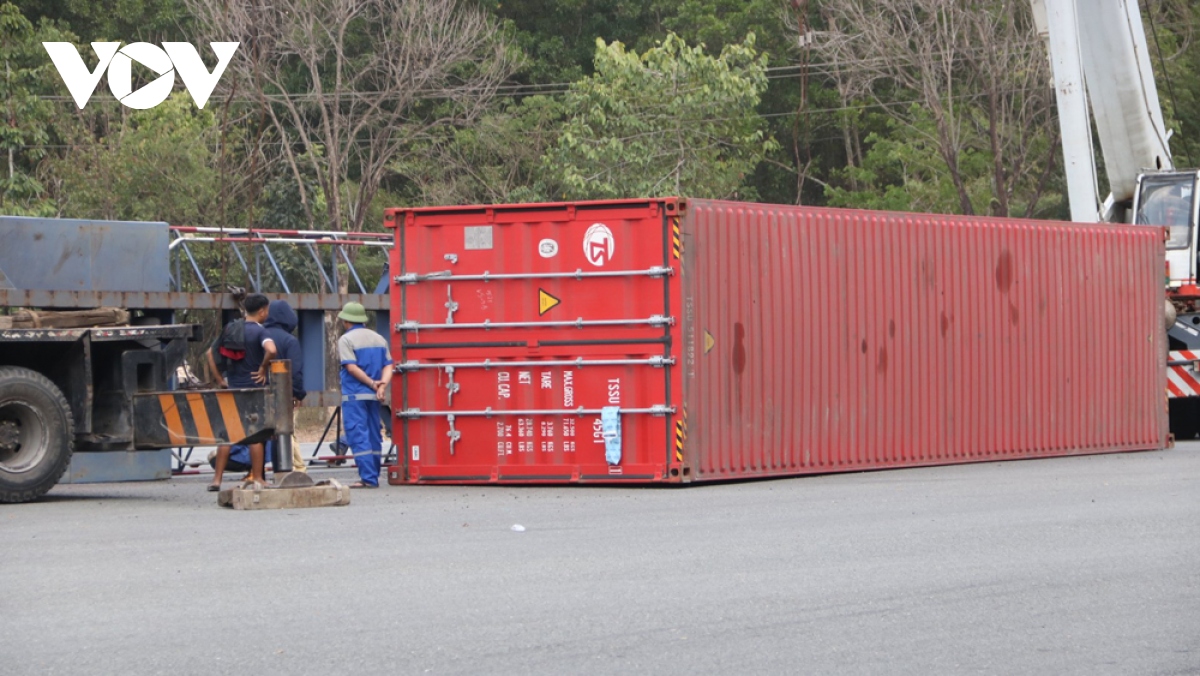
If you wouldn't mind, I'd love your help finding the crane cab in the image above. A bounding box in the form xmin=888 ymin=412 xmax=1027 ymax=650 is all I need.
xmin=1134 ymin=171 xmax=1200 ymax=296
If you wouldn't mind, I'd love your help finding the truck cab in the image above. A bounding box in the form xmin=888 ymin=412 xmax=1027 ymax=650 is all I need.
xmin=1134 ymin=171 xmax=1200 ymax=297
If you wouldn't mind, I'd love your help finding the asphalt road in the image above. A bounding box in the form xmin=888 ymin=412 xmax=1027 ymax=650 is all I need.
xmin=3 ymin=445 xmax=1198 ymax=675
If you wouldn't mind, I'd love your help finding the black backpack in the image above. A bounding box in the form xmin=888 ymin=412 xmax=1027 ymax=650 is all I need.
xmin=214 ymin=319 xmax=247 ymax=373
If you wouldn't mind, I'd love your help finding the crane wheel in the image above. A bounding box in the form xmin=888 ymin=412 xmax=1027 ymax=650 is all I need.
xmin=0 ymin=367 xmax=75 ymax=503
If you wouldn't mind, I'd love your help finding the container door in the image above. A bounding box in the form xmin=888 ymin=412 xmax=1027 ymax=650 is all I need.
xmin=391 ymin=202 xmax=677 ymax=483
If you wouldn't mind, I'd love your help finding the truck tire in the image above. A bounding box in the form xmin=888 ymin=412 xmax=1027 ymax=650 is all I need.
xmin=0 ymin=367 xmax=75 ymax=503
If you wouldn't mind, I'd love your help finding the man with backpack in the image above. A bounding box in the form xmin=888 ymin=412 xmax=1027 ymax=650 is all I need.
xmin=205 ymin=293 xmax=277 ymax=491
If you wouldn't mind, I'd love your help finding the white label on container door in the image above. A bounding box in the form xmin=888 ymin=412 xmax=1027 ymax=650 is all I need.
xmin=412 ymin=445 xmax=420 ymax=461
xmin=464 ymin=226 xmax=493 ymax=250
xmin=583 ymin=223 xmax=614 ymax=266
xmin=538 ymin=238 xmax=559 ymax=258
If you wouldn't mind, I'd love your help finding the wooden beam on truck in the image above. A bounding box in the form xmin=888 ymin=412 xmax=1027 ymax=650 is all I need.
xmin=0 ymin=308 xmax=130 ymax=330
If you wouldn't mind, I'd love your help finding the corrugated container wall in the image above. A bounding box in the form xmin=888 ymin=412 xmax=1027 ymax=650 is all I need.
xmin=385 ymin=199 xmax=1167 ymax=485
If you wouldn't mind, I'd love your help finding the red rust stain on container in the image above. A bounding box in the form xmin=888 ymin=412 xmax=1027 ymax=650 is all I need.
xmin=995 ymin=250 xmax=1014 ymax=293
xmin=732 ymin=323 xmax=747 ymax=375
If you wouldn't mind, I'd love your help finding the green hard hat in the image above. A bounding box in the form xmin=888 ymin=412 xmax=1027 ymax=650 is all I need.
xmin=338 ymin=302 xmax=369 ymax=324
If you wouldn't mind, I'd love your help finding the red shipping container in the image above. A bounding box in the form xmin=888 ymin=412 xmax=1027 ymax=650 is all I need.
xmin=384 ymin=198 xmax=1167 ymax=485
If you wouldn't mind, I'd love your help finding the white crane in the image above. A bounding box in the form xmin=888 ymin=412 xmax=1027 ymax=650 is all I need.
xmin=1032 ymin=0 xmax=1200 ymax=434
xmin=1032 ymin=0 xmax=1199 ymax=291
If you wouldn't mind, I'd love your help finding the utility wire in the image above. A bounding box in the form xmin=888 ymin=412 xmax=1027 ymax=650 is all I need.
xmin=16 ymin=82 xmax=1054 ymax=151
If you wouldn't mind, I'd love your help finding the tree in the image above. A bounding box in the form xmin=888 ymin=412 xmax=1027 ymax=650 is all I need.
xmin=822 ymin=107 xmax=1046 ymax=216
xmin=492 ymin=0 xmax=657 ymax=84
xmin=185 ymin=0 xmax=519 ymax=240
xmin=543 ymin=33 xmax=776 ymax=200
xmin=1144 ymin=0 xmax=1200 ymax=170
xmin=650 ymin=0 xmax=834 ymax=205
xmin=48 ymin=93 xmax=222 ymax=223
xmin=811 ymin=0 xmax=1060 ymax=217
xmin=19 ymin=0 xmax=190 ymax=43
xmin=392 ymin=95 xmax=563 ymax=206
xmin=0 ymin=2 xmax=75 ymax=215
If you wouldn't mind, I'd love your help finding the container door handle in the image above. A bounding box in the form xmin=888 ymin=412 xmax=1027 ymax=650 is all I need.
xmin=446 ymin=414 xmax=461 ymax=456
xmin=445 ymin=366 xmax=460 ymax=407
xmin=444 ymin=286 xmax=459 ymax=324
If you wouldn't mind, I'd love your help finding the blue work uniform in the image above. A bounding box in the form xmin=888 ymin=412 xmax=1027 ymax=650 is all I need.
xmin=222 ymin=438 xmax=276 ymax=471
xmin=338 ymin=324 xmax=392 ymax=486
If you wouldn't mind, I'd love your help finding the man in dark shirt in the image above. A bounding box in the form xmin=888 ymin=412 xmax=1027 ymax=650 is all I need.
xmin=206 ymin=293 xmax=277 ymax=490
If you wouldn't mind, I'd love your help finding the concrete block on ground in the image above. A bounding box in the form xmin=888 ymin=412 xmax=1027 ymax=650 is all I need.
xmin=217 ymin=479 xmax=351 ymax=510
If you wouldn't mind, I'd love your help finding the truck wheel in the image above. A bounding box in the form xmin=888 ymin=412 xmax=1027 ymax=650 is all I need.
xmin=0 ymin=367 xmax=75 ymax=503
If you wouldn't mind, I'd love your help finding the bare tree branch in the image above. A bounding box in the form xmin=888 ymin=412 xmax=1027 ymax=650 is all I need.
xmin=186 ymin=0 xmax=519 ymax=240
xmin=809 ymin=0 xmax=1056 ymax=217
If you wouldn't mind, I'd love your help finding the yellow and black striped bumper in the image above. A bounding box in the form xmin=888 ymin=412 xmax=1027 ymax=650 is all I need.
xmin=132 ymin=387 xmax=278 ymax=448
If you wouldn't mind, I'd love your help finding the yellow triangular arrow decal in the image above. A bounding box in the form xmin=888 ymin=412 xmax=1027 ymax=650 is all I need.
xmin=539 ymin=289 xmax=561 ymax=315
xmin=703 ymin=330 xmax=715 ymax=354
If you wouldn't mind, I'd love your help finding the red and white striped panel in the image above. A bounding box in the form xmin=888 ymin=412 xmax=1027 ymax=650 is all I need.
xmin=1168 ymin=350 xmax=1200 ymax=398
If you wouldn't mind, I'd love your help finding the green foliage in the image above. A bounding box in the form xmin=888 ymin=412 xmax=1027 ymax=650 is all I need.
xmin=542 ymin=33 xmax=776 ymax=200
xmin=649 ymin=0 xmax=789 ymax=55
xmin=49 ymin=93 xmax=222 ymax=224
xmin=0 ymin=2 xmax=75 ymax=215
xmin=825 ymin=103 xmax=1067 ymax=219
xmin=825 ymin=107 xmax=969 ymax=214
xmin=391 ymin=94 xmax=563 ymax=205
xmin=652 ymin=0 xmax=838 ymax=205
xmin=5 ymin=0 xmax=1198 ymax=235
xmin=1146 ymin=2 xmax=1200 ymax=169
xmin=19 ymin=0 xmax=190 ymax=41
xmin=492 ymin=0 xmax=656 ymax=83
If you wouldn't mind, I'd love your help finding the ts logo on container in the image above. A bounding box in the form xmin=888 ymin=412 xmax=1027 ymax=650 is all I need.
xmin=583 ymin=223 xmax=614 ymax=267
xmin=42 ymin=42 xmax=239 ymax=109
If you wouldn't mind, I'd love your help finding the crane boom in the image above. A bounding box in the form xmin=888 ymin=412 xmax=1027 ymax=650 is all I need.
xmin=1032 ymin=0 xmax=1173 ymax=220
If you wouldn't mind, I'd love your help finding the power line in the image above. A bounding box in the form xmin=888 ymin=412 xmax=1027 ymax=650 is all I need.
xmin=34 ymin=58 xmax=1054 ymax=104
xmin=33 ymin=20 xmax=1200 ymax=105
xmin=16 ymin=82 xmax=1055 ymax=152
